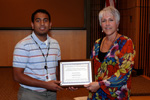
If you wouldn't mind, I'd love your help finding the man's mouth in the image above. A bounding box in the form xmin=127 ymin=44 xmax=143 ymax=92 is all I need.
xmin=40 ymin=27 xmax=45 ymax=31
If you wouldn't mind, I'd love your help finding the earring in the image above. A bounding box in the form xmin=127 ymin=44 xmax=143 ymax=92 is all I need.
xmin=117 ymin=28 xmax=119 ymax=31
xmin=102 ymin=30 xmax=103 ymax=32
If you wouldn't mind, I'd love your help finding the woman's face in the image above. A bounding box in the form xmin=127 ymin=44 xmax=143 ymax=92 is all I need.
xmin=101 ymin=12 xmax=119 ymax=36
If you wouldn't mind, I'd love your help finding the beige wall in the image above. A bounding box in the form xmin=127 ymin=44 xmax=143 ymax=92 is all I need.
xmin=0 ymin=30 xmax=86 ymax=66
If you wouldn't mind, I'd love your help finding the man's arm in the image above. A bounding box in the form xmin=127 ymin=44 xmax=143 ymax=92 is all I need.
xmin=13 ymin=67 xmax=63 ymax=91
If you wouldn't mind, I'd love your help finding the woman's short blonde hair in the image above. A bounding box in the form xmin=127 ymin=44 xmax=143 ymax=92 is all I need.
xmin=99 ymin=6 xmax=120 ymax=26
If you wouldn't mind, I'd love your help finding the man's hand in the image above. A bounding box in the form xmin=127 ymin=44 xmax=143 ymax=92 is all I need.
xmin=67 ymin=87 xmax=78 ymax=91
xmin=13 ymin=67 xmax=63 ymax=91
xmin=45 ymin=80 xmax=63 ymax=91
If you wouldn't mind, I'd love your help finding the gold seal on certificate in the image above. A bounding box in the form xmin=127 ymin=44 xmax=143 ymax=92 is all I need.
xmin=58 ymin=59 xmax=94 ymax=87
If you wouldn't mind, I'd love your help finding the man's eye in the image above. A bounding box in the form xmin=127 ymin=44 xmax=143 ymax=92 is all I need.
xmin=35 ymin=20 xmax=40 ymax=22
xmin=44 ymin=19 xmax=48 ymax=22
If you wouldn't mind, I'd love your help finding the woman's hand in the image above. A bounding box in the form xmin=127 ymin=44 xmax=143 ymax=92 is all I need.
xmin=84 ymin=82 xmax=100 ymax=92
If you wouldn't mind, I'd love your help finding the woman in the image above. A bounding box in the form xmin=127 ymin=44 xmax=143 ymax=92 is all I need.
xmin=84 ymin=6 xmax=136 ymax=100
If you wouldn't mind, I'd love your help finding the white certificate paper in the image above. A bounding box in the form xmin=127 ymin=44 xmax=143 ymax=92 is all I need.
xmin=59 ymin=60 xmax=93 ymax=87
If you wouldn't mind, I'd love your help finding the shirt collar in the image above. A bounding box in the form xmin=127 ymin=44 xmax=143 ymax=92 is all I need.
xmin=31 ymin=31 xmax=51 ymax=45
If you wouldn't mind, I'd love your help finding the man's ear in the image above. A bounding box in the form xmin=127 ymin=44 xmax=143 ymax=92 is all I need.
xmin=31 ymin=22 xmax=34 ymax=29
xmin=49 ymin=22 xmax=52 ymax=29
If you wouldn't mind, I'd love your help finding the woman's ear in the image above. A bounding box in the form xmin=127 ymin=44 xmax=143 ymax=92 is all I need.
xmin=117 ymin=22 xmax=120 ymax=27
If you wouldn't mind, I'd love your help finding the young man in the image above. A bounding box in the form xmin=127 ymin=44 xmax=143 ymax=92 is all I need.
xmin=13 ymin=9 xmax=63 ymax=100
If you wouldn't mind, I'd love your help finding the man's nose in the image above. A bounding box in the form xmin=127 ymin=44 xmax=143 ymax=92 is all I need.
xmin=41 ymin=21 xmax=44 ymax=25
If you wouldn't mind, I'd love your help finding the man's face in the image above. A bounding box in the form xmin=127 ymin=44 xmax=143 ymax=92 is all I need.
xmin=31 ymin=12 xmax=51 ymax=36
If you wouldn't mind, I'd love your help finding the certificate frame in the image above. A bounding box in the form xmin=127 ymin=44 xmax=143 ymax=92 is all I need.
xmin=58 ymin=59 xmax=94 ymax=87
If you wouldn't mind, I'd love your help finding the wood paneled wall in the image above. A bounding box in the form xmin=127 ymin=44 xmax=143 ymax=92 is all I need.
xmin=118 ymin=0 xmax=140 ymax=70
xmin=90 ymin=0 xmax=105 ymax=51
xmin=0 ymin=30 xmax=86 ymax=67
xmin=50 ymin=30 xmax=87 ymax=60
xmin=0 ymin=0 xmax=84 ymax=28
xmin=138 ymin=0 xmax=150 ymax=76
xmin=118 ymin=0 xmax=150 ymax=76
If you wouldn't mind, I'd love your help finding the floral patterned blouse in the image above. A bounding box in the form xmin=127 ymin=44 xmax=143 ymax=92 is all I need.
xmin=87 ymin=35 xmax=136 ymax=100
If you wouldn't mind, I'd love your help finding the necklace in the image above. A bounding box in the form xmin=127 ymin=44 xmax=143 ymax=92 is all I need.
xmin=100 ymin=33 xmax=118 ymax=52
xmin=31 ymin=35 xmax=50 ymax=80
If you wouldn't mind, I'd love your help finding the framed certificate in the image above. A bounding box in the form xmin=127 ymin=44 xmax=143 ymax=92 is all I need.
xmin=58 ymin=59 xmax=94 ymax=87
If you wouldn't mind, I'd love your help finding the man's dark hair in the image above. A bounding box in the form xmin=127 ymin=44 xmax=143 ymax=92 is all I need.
xmin=31 ymin=9 xmax=51 ymax=23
